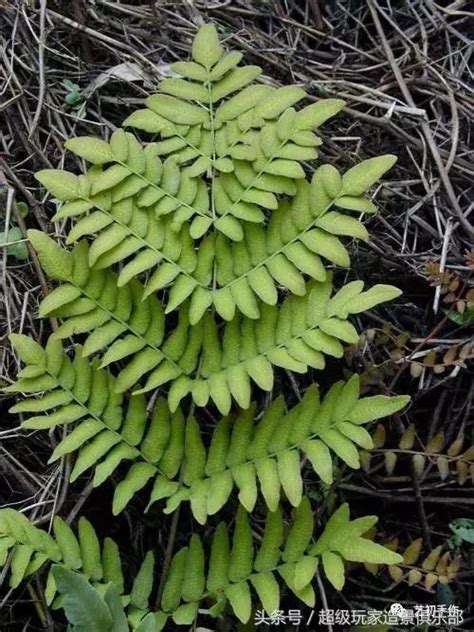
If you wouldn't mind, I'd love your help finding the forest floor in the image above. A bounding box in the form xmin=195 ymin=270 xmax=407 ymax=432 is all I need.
xmin=0 ymin=1 xmax=473 ymax=630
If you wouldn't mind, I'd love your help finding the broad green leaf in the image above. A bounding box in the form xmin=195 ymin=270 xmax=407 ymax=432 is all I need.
xmin=296 ymin=99 xmax=345 ymax=130
xmin=338 ymin=537 xmax=403 ymax=565
xmin=225 ymin=581 xmax=252 ymax=623
xmin=28 ymin=229 xmax=73 ymax=280
xmin=52 ymin=566 xmax=112 ymax=632
xmin=250 ymin=572 xmax=280 ymax=614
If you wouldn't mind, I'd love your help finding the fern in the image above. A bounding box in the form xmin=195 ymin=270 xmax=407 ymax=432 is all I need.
xmin=0 ymin=501 xmax=401 ymax=629
xmin=7 ymin=345 xmax=408 ymax=520
xmin=35 ymin=157 xmax=394 ymax=321
xmin=20 ymin=235 xmax=401 ymax=413
xmin=4 ymin=23 xmax=411 ymax=629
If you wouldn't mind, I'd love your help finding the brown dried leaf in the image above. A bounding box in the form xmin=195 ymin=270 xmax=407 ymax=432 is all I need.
xmin=364 ymin=562 xmax=378 ymax=576
xmin=448 ymin=278 xmax=460 ymax=292
xmin=423 ymin=350 xmax=437 ymax=367
xmin=360 ymin=451 xmax=371 ymax=473
xmin=395 ymin=333 xmax=409 ymax=348
xmin=462 ymin=446 xmax=474 ymax=462
xmin=385 ymin=538 xmax=399 ymax=552
xmin=413 ymin=454 xmax=426 ymax=478
xmin=443 ymin=292 xmax=456 ymax=304
xmin=425 ymin=572 xmax=438 ymax=590
xmin=408 ymin=569 xmax=423 ymax=586
xmin=465 ymin=288 xmax=474 ymax=303
xmin=399 ymin=424 xmax=416 ymax=450
xmin=459 ymin=343 xmax=472 ymax=360
xmin=442 ymin=347 xmax=458 ymax=364
xmin=403 ymin=538 xmax=423 ymax=565
xmin=464 ymin=249 xmax=474 ymax=269
xmin=425 ymin=261 xmax=440 ymax=277
xmin=426 ymin=432 xmax=444 ymax=454
xmin=436 ymin=456 xmax=450 ymax=481
xmin=372 ymin=424 xmax=386 ymax=449
xmin=422 ymin=545 xmax=442 ymax=571
xmin=389 ymin=349 xmax=404 ymax=362
xmin=447 ymin=434 xmax=464 ymax=457
xmin=388 ymin=565 xmax=404 ymax=582
xmin=456 ymin=300 xmax=466 ymax=314
xmin=410 ymin=362 xmax=424 ymax=378
xmin=384 ymin=451 xmax=397 ymax=476
xmin=456 ymin=460 xmax=468 ymax=485
xmin=435 ymin=552 xmax=450 ymax=575
xmin=447 ymin=557 xmax=460 ymax=577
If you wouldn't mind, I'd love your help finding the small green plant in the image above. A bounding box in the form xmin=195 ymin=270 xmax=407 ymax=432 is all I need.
xmin=0 ymin=201 xmax=29 ymax=260
xmin=449 ymin=518 xmax=474 ymax=548
xmin=0 ymin=226 xmax=28 ymax=260
xmin=2 ymin=24 xmax=409 ymax=630
xmin=63 ymin=79 xmax=84 ymax=109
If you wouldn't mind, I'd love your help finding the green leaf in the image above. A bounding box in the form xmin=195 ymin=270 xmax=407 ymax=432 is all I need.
xmin=350 ymin=395 xmax=410 ymax=424
xmin=35 ymin=170 xmax=79 ymax=201
xmin=296 ymin=99 xmax=345 ymax=129
xmin=65 ymin=137 xmax=113 ymax=165
xmin=283 ymin=497 xmax=314 ymax=562
xmin=322 ymin=551 xmax=345 ymax=590
xmin=225 ymin=581 xmax=252 ymax=623
xmin=52 ymin=566 xmax=112 ymax=632
xmin=348 ymin=284 xmax=402 ymax=313
xmin=301 ymin=439 xmax=333 ymax=484
xmin=0 ymin=226 xmax=28 ymax=260
xmin=342 ymin=155 xmax=397 ymax=196
xmin=277 ymin=449 xmax=303 ymax=507
xmin=9 ymin=333 xmax=45 ymax=365
xmin=130 ymin=551 xmax=155 ymax=609
xmin=337 ymin=538 xmax=403 ymax=565
xmin=250 ymin=572 xmax=280 ymax=614
xmin=28 ymin=229 xmax=73 ymax=281
xmin=103 ymin=583 xmax=128 ymax=632
xmin=192 ymin=24 xmax=223 ymax=68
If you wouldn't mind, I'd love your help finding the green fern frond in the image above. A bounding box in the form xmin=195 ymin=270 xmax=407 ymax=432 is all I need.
xmin=145 ymin=377 xmax=409 ymax=523
xmin=6 ymin=337 xmax=185 ymax=514
xmin=4 ymin=23 xmax=410 ymax=630
xmin=21 ymin=237 xmax=402 ymax=413
xmin=0 ymin=501 xmax=402 ymax=627
xmin=141 ymin=277 xmax=402 ymax=413
xmin=6 ymin=343 xmax=409 ymax=521
xmin=33 ymin=24 xmax=397 ymax=323
xmin=0 ymin=509 xmax=123 ymax=596
xmin=33 ymin=152 xmax=393 ymax=322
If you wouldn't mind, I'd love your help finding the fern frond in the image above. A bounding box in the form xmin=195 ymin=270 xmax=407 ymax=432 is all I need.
xmin=14 ymin=252 xmax=401 ymax=414
xmin=6 ymin=345 xmax=409 ymax=521
xmin=33 ymin=152 xmax=394 ymax=322
xmin=139 ymin=277 xmax=402 ymax=413
xmin=0 ymin=509 xmax=123 ymax=597
xmin=5 ymin=23 xmax=411 ymax=630
xmin=6 ymin=337 xmax=184 ymax=514
xmin=147 ymin=377 xmax=409 ymax=523
xmin=0 ymin=501 xmax=402 ymax=627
